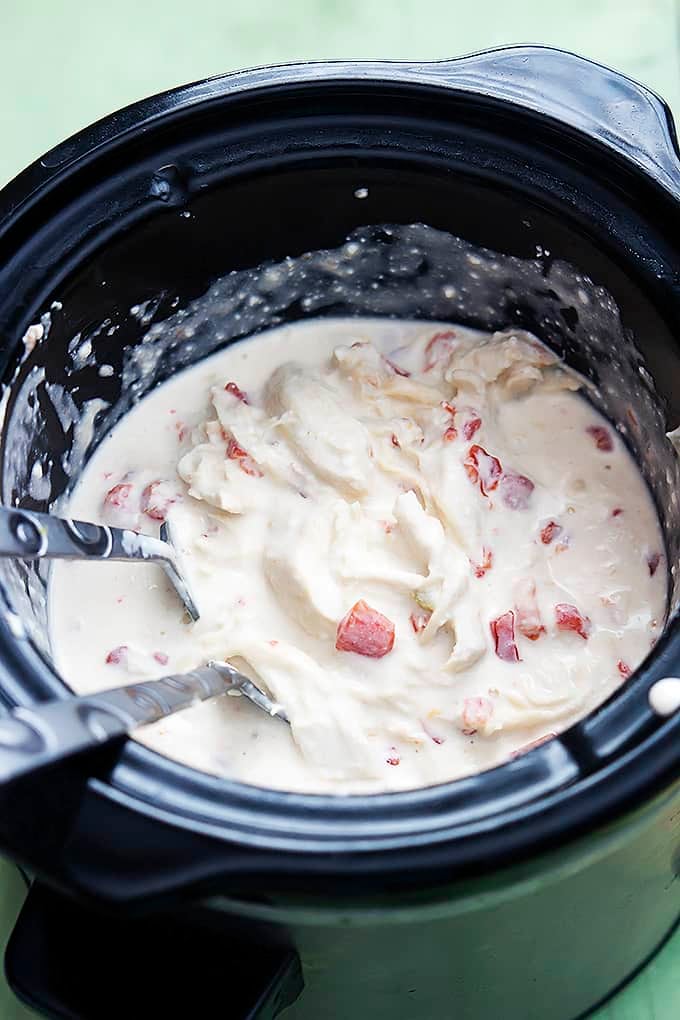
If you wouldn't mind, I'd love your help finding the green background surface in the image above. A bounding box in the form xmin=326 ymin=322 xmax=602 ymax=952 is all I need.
xmin=0 ymin=2 xmax=679 ymax=1016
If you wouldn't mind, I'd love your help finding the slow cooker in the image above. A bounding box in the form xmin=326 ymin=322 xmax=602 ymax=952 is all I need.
xmin=0 ymin=45 xmax=679 ymax=1020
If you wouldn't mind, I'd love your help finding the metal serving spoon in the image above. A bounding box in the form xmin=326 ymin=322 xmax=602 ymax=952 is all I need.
xmin=0 ymin=505 xmax=200 ymax=621
xmin=0 ymin=660 xmax=289 ymax=789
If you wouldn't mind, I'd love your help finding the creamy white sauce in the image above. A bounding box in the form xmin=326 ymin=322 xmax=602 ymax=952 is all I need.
xmin=49 ymin=318 xmax=667 ymax=793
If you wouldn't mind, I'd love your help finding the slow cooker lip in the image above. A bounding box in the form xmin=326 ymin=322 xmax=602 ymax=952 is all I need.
xmin=2 ymin=606 xmax=680 ymax=870
xmin=2 ymin=43 xmax=680 ymax=235
xmin=0 ymin=45 xmax=679 ymax=875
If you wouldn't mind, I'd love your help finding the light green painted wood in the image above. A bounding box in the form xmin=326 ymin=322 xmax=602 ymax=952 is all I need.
xmin=0 ymin=0 xmax=678 ymax=188
xmin=0 ymin=1 xmax=678 ymax=1016
xmin=0 ymin=860 xmax=37 ymax=1018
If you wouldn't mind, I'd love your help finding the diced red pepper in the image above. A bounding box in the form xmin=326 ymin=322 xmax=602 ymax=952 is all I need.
xmin=617 ymin=659 xmax=632 ymax=679
xmin=224 ymin=381 xmax=249 ymax=403
xmin=462 ymin=414 xmax=482 ymax=441
xmin=421 ymin=716 xmax=446 ymax=744
xmin=409 ymin=610 xmax=431 ymax=634
xmin=647 ymin=552 xmax=661 ymax=576
xmin=464 ymin=444 xmax=502 ymax=496
xmin=104 ymin=482 xmax=133 ymax=510
xmin=105 ymin=645 xmax=128 ymax=665
xmin=490 ymin=611 xmax=520 ymax=661
xmin=141 ymin=480 xmax=178 ymax=521
xmin=391 ymin=433 xmax=401 ymax=448
xmin=540 ymin=520 xmax=563 ymax=545
xmin=555 ymin=603 xmax=591 ymax=639
xmin=515 ymin=579 xmax=545 ymax=641
xmin=153 ymin=651 xmax=169 ymax=665
xmin=226 ymin=436 xmax=263 ymax=477
xmin=440 ymin=401 xmax=457 ymax=442
xmin=336 ymin=600 xmax=395 ymax=658
xmin=386 ymin=749 xmax=401 ymax=766
xmin=586 ymin=425 xmax=613 ymax=452
xmin=471 ymin=547 xmax=493 ymax=578
xmin=383 ymin=355 xmax=410 ymax=377
xmin=226 ymin=437 xmax=248 ymax=460
xmin=424 ymin=330 xmax=456 ymax=371
xmin=461 ymin=696 xmax=494 ymax=735
xmin=500 ymin=472 xmax=534 ymax=510
xmin=612 ymin=507 xmax=623 ymax=517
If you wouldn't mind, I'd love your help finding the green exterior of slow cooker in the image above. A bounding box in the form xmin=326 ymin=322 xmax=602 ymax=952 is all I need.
xmin=205 ymin=782 xmax=680 ymax=1019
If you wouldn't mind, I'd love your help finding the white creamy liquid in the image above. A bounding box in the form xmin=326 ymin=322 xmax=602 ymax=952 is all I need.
xmin=49 ymin=318 xmax=667 ymax=793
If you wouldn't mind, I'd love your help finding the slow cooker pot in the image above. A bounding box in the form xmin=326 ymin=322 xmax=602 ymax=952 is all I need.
xmin=0 ymin=45 xmax=680 ymax=1020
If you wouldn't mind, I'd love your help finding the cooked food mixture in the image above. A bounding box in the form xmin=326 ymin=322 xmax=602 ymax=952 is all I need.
xmin=49 ymin=318 xmax=667 ymax=793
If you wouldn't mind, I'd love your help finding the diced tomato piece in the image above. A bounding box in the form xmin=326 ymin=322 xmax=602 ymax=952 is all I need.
xmin=439 ymin=401 xmax=457 ymax=441
xmin=409 ymin=610 xmax=431 ymax=634
xmin=238 ymin=456 xmax=263 ymax=478
xmin=555 ymin=603 xmax=591 ymax=639
xmin=490 ymin=611 xmax=520 ymax=661
xmin=104 ymin=483 xmax=133 ymax=510
xmin=617 ymin=659 xmax=632 ymax=679
xmin=383 ymin=355 xmax=410 ymax=377
xmin=461 ymin=696 xmax=494 ymax=735
xmin=464 ymin=445 xmax=502 ymax=495
xmin=510 ymin=732 xmax=556 ymax=758
xmin=515 ymin=579 xmax=545 ymax=641
xmin=424 ymin=330 xmax=456 ymax=371
xmin=647 ymin=552 xmax=661 ymax=576
xmin=500 ymin=472 xmax=534 ymax=510
xmin=586 ymin=425 xmax=613 ymax=452
xmin=105 ymin=645 xmax=128 ymax=665
xmin=540 ymin=520 xmax=563 ymax=545
xmin=226 ymin=436 xmax=263 ymax=477
xmin=153 ymin=651 xmax=169 ymax=665
xmin=471 ymin=547 xmax=493 ymax=578
xmin=336 ymin=600 xmax=395 ymax=658
xmin=224 ymin=381 xmax=249 ymax=403
xmin=421 ymin=716 xmax=446 ymax=744
xmin=226 ymin=437 xmax=248 ymax=460
xmin=141 ymin=480 xmax=178 ymax=521
xmin=462 ymin=414 xmax=482 ymax=441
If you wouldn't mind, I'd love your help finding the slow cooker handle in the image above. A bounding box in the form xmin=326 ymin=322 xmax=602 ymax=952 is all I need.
xmin=428 ymin=46 xmax=680 ymax=196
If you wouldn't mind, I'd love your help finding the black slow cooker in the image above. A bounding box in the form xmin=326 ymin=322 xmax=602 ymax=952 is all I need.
xmin=0 ymin=45 xmax=679 ymax=1020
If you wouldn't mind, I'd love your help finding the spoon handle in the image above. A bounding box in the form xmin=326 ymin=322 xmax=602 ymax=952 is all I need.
xmin=0 ymin=505 xmax=170 ymax=563
xmin=0 ymin=506 xmax=200 ymax=621
xmin=0 ymin=665 xmax=229 ymax=788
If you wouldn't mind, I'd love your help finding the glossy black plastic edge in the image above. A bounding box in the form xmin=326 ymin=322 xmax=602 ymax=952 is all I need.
xmin=0 ymin=47 xmax=678 ymax=892
xmin=2 ymin=45 xmax=680 ymax=234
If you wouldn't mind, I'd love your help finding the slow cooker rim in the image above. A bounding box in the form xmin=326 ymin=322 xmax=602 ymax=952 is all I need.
xmin=0 ymin=46 xmax=679 ymax=877
xmin=2 ymin=43 xmax=679 ymax=234
xmin=1 ymin=607 xmax=680 ymax=872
